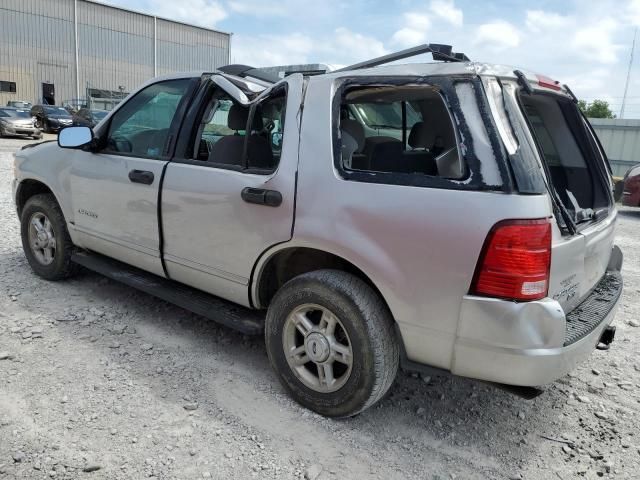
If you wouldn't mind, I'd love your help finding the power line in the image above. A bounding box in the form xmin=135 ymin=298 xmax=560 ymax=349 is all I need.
xmin=620 ymin=27 xmax=637 ymax=119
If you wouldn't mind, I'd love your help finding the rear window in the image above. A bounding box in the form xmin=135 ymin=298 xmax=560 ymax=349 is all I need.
xmin=520 ymin=94 xmax=611 ymax=222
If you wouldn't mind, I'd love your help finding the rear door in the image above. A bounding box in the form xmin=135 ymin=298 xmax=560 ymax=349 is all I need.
xmin=160 ymin=74 xmax=304 ymax=306
xmin=69 ymin=77 xmax=197 ymax=276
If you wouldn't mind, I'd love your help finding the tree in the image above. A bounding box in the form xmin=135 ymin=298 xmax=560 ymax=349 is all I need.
xmin=578 ymin=99 xmax=616 ymax=119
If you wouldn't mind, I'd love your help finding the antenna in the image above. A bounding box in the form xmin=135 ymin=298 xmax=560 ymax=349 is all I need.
xmin=620 ymin=27 xmax=637 ymax=119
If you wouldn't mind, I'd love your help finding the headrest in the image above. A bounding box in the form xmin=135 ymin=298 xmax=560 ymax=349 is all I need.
xmin=341 ymin=118 xmax=365 ymax=153
xmin=408 ymin=121 xmax=435 ymax=149
xmin=228 ymin=104 xmax=248 ymax=130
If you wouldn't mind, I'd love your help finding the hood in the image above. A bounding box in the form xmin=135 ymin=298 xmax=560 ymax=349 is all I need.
xmin=49 ymin=115 xmax=73 ymax=120
xmin=2 ymin=117 xmax=34 ymax=125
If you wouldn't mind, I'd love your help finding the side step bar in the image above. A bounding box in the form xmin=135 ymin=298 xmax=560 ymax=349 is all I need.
xmin=71 ymin=251 xmax=265 ymax=335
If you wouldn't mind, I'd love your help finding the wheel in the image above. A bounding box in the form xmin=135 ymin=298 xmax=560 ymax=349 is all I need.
xmin=32 ymin=134 xmax=43 ymax=140
xmin=20 ymin=193 xmax=78 ymax=280
xmin=265 ymin=270 xmax=399 ymax=417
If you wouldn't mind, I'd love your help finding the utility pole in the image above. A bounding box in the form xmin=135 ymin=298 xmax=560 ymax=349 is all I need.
xmin=620 ymin=27 xmax=637 ymax=119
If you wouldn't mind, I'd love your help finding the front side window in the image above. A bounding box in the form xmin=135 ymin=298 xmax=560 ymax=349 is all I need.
xmin=338 ymin=84 xmax=463 ymax=179
xmin=105 ymin=79 xmax=191 ymax=159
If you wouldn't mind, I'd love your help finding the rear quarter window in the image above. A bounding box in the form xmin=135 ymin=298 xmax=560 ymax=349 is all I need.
xmin=332 ymin=77 xmax=510 ymax=191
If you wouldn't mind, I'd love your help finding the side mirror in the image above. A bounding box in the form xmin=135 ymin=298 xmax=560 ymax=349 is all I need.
xmin=58 ymin=126 xmax=93 ymax=149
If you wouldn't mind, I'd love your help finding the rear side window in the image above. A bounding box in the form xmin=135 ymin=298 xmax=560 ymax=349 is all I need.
xmin=338 ymin=84 xmax=464 ymax=179
xmin=191 ymin=86 xmax=287 ymax=173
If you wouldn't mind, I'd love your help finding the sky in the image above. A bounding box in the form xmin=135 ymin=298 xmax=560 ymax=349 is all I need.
xmin=107 ymin=0 xmax=640 ymax=118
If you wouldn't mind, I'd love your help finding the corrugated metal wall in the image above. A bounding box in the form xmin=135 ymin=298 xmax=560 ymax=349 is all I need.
xmin=0 ymin=0 xmax=230 ymax=107
xmin=589 ymin=118 xmax=640 ymax=177
xmin=0 ymin=0 xmax=76 ymax=106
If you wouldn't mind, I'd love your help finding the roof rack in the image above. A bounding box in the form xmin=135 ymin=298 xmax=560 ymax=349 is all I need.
xmin=333 ymin=44 xmax=470 ymax=73
xmin=219 ymin=44 xmax=470 ymax=85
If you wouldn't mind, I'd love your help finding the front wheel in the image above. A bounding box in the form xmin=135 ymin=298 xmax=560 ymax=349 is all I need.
xmin=265 ymin=270 xmax=399 ymax=417
xmin=20 ymin=194 xmax=78 ymax=280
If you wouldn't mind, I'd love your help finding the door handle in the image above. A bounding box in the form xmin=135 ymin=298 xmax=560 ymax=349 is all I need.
xmin=241 ymin=187 xmax=282 ymax=207
xmin=128 ymin=169 xmax=154 ymax=185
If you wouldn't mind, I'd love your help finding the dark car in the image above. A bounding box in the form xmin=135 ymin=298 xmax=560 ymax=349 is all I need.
xmin=622 ymin=164 xmax=640 ymax=207
xmin=0 ymin=107 xmax=41 ymax=139
xmin=72 ymin=108 xmax=109 ymax=128
xmin=30 ymin=105 xmax=73 ymax=133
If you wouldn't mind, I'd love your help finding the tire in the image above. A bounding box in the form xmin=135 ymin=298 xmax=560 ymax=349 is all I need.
xmin=265 ymin=269 xmax=399 ymax=417
xmin=20 ymin=193 xmax=78 ymax=281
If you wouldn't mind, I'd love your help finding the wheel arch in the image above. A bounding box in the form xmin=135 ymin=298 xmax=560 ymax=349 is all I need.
xmin=252 ymin=244 xmax=396 ymax=320
xmin=15 ymin=179 xmax=59 ymax=217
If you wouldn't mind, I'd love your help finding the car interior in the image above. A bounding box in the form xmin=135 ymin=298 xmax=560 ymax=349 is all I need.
xmin=339 ymin=85 xmax=464 ymax=179
xmin=192 ymin=88 xmax=286 ymax=171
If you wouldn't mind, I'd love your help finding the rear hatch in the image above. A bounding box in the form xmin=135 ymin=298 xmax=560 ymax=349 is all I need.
xmin=486 ymin=76 xmax=616 ymax=313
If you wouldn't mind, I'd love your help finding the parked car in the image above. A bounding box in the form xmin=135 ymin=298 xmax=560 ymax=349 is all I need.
xmin=72 ymin=108 xmax=109 ymax=128
xmin=7 ymin=100 xmax=32 ymax=109
xmin=30 ymin=105 xmax=73 ymax=133
xmin=621 ymin=164 xmax=640 ymax=207
xmin=12 ymin=45 xmax=623 ymax=418
xmin=0 ymin=107 xmax=41 ymax=139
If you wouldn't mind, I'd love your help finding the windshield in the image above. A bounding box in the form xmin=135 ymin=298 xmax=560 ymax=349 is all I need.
xmin=44 ymin=106 xmax=70 ymax=115
xmin=92 ymin=110 xmax=108 ymax=120
xmin=0 ymin=109 xmax=30 ymax=118
xmin=8 ymin=102 xmax=30 ymax=108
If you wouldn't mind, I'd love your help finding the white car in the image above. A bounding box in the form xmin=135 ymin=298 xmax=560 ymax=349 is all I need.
xmin=13 ymin=45 xmax=623 ymax=417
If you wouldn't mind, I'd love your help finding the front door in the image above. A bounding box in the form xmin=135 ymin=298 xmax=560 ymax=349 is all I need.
xmin=69 ymin=78 xmax=195 ymax=276
xmin=161 ymin=74 xmax=304 ymax=306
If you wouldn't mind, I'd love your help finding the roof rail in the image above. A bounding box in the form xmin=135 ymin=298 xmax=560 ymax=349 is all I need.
xmin=217 ymin=64 xmax=281 ymax=84
xmin=333 ymin=44 xmax=470 ymax=73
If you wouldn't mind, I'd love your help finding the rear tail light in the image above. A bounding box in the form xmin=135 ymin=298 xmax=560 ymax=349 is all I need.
xmin=471 ymin=219 xmax=552 ymax=301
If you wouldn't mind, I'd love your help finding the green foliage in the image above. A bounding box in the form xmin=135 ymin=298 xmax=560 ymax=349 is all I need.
xmin=578 ymin=99 xmax=616 ymax=119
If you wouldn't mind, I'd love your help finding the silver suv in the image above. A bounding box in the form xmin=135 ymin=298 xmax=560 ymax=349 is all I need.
xmin=12 ymin=45 xmax=623 ymax=417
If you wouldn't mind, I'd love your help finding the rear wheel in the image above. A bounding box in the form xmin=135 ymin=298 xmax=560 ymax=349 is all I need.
xmin=20 ymin=194 xmax=78 ymax=280
xmin=265 ymin=270 xmax=399 ymax=417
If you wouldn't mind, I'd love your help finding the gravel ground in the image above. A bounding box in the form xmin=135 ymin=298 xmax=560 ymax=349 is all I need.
xmin=0 ymin=135 xmax=639 ymax=480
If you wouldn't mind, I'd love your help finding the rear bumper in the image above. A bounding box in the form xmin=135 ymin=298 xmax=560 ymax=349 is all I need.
xmin=451 ymin=271 xmax=622 ymax=387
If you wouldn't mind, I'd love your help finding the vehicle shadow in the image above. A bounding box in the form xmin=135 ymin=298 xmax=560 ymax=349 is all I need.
xmin=7 ymin=255 xmax=587 ymax=478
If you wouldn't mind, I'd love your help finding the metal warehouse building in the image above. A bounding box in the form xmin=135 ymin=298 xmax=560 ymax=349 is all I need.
xmin=0 ymin=0 xmax=230 ymax=109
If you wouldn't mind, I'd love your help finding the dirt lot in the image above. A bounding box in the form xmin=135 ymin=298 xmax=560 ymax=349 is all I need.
xmin=0 ymin=135 xmax=639 ymax=480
